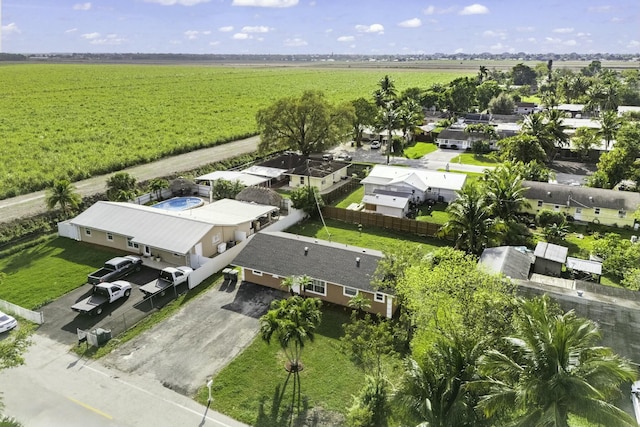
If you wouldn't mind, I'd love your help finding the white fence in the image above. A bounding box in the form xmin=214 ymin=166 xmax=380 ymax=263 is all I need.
xmin=0 ymin=300 xmax=44 ymax=324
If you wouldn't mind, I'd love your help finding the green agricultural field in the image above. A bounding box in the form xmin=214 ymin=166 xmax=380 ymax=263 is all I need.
xmin=0 ymin=64 xmax=470 ymax=199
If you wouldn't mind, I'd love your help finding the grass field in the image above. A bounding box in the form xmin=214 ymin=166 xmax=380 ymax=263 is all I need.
xmin=450 ymin=152 xmax=500 ymax=166
xmin=0 ymin=64 xmax=471 ymax=199
xmin=403 ymin=141 xmax=438 ymax=159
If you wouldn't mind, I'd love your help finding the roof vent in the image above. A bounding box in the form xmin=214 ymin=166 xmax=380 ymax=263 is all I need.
xmin=547 ymin=191 xmax=552 ymax=197
xmin=304 ymin=247 xmax=309 ymax=256
xmin=356 ymin=257 xmax=361 ymax=267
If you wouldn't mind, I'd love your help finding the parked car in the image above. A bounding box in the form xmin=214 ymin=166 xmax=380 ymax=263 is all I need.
xmin=322 ymin=153 xmax=334 ymax=161
xmin=87 ymin=255 xmax=143 ymax=285
xmin=370 ymin=141 xmax=381 ymax=149
xmin=335 ymin=153 xmax=353 ymax=161
xmin=0 ymin=311 xmax=17 ymax=333
xmin=139 ymin=266 xmax=193 ymax=298
xmin=72 ymin=281 xmax=133 ymax=316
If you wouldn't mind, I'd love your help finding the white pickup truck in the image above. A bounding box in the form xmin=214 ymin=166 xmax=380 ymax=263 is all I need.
xmin=71 ymin=281 xmax=132 ymax=316
xmin=139 ymin=266 xmax=193 ymax=298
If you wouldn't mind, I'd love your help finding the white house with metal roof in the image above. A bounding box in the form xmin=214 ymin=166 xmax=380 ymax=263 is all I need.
xmin=61 ymin=199 xmax=279 ymax=268
xmin=360 ymin=165 xmax=467 ymax=211
xmin=195 ymin=170 xmax=270 ymax=188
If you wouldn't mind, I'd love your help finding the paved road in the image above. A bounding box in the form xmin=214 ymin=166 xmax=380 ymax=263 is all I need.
xmin=0 ymin=333 xmax=249 ymax=427
xmin=0 ymin=136 xmax=260 ymax=224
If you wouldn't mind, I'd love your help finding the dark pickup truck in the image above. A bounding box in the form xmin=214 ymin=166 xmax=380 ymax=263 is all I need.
xmin=87 ymin=255 xmax=142 ymax=285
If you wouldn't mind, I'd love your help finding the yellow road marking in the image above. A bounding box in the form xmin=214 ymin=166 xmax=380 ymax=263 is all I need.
xmin=67 ymin=396 xmax=113 ymax=420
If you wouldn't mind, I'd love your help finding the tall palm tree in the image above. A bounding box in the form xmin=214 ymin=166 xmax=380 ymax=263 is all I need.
xmin=598 ymin=110 xmax=623 ymax=151
xmin=544 ymin=108 xmax=569 ymax=148
xmin=482 ymin=164 xmax=530 ymax=224
xmin=45 ymin=179 xmax=81 ymax=216
xmin=373 ymin=75 xmax=397 ymax=108
xmin=521 ymin=112 xmax=556 ymax=162
xmin=397 ymin=99 xmax=423 ymax=145
xmin=478 ymin=65 xmax=489 ymax=83
xmin=440 ymin=184 xmax=496 ymax=255
xmin=148 ymin=178 xmax=169 ymax=201
xmin=476 ymin=296 xmax=637 ymax=427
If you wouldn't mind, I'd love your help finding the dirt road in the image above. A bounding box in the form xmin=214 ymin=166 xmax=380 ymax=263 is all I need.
xmin=0 ymin=135 xmax=259 ymax=224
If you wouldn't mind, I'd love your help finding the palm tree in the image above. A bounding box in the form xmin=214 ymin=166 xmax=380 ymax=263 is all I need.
xmin=148 ymin=178 xmax=169 ymax=201
xmin=377 ymin=103 xmax=400 ymax=166
xmin=373 ymin=75 xmax=397 ymax=108
xmin=440 ymin=184 xmax=496 ymax=255
xmin=521 ymin=112 xmax=554 ymax=162
xmin=478 ymin=65 xmax=489 ymax=83
xmin=544 ymin=108 xmax=569 ymax=149
xmin=106 ymin=172 xmax=137 ymax=202
xmin=476 ymin=296 xmax=637 ymax=427
xmin=598 ymin=110 xmax=622 ymax=151
xmin=482 ymin=164 xmax=530 ymax=224
xmin=45 ymin=179 xmax=81 ymax=216
xmin=397 ymin=99 xmax=423 ymax=146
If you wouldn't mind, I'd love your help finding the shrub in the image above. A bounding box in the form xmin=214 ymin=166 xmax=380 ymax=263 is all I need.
xmin=535 ymin=209 xmax=565 ymax=227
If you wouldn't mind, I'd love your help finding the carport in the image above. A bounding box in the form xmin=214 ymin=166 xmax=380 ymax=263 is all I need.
xmin=566 ymin=256 xmax=602 ymax=282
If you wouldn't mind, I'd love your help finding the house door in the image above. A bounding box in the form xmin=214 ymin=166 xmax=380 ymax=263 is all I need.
xmin=574 ymin=208 xmax=582 ymax=221
xmin=143 ymin=245 xmax=151 ymax=256
xmin=195 ymin=243 xmax=203 ymax=257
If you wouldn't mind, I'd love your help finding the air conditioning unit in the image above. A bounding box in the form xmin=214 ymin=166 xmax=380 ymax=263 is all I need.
xmin=631 ymin=235 xmax=638 ymax=243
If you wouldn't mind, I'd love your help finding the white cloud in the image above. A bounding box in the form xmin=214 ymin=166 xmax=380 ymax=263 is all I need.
xmin=219 ymin=26 xmax=234 ymax=32
xmin=65 ymin=28 xmax=78 ymax=33
xmin=398 ymin=18 xmax=421 ymax=28
xmin=325 ymin=28 xmax=333 ymax=33
xmin=337 ymin=35 xmax=354 ymax=42
xmin=454 ymin=47 xmax=464 ymax=53
xmin=489 ymin=42 xmax=507 ymax=51
xmin=627 ymin=40 xmax=640 ymax=48
xmin=209 ymin=41 xmax=220 ymax=46
xmin=527 ymin=37 xmax=537 ymax=43
xmin=184 ymin=30 xmax=199 ymax=39
xmin=144 ymin=0 xmax=210 ymax=5
xmin=241 ymin=25 xmax=270 ymax=33
xmin=459 ymin=4 xmax=489 ymax=15
xmin=232 ymin=33 xmax=251 ymax=40
xmin=231 ymin=0 xmax=298 ymax=7
xmin=283 ymin=37 xmax=307 ymax=46
xmin=564 ymin=39 xmax=577 ymax=46
xmin=576 ymin=32 xmax=591 ymax=37
xmin=516 ymin=26 xmax=534 ymax=32
xmin=587 ymin=5 xmax=611 ymax=13
xmin=610 ymin=17 xmax=623 ymax=22
xmin=544 ymin=37 xmax=562 ymax=44
xmin=81 ymin=32 xmax=101 ymax=40
xmin=423 ymin=5 xmax=455 ymax=15
xmin=483 ymin=29 xmax=506 ymax=39
xmin=355 ymin=24 xmax=384 ymax=33
xmin=553 ymin=27 xmax=574 ymax=33
xmin=2 ymin=23 xmax=21 ymax=35
xmin=73 ymin=2 xmax=92 ymax=10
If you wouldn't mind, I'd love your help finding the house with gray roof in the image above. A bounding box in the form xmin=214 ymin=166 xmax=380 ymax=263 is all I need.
xmin=533 ymin=242 xmax=568 ymax=276
xmin=231 ymin=231 xmax=397 ymax=318
xmin=479 ymin=246 xmax=534 ymax=280
xmin=521 ymin=181 xmax=640 ymax=228
xmin=257 ymin=152 xmax=349 ymax=192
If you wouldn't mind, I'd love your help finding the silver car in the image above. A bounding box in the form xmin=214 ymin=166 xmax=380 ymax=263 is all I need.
xmin=0 ymin=311 xmax=17 ymax=333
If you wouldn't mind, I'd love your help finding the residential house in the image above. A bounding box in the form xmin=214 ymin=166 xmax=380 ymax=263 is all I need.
xmin=62 ymin=199 xmax=279 ymax=268
xmin=515 ymin=102 xmax=536 ymax=115
xmin=521 ymin=181 xmax=640 ymax=228
xmin=231 ymin=231 xmax=397 ymax=318
xmin=436 ymin=128 xmax=481 ymax=150
xmin=554 ymin=103 xmax=589 ymax=118
xmin=533 ymin=242 xmax=568 ymax=276
xmin=257 ymin=152 xmax=349 ymax=193
xmin=362 ymin=190 xmax=412 ymax=218
xmin=360 ymin=165 xmax=467 ymax=214
xmin=196 ymin=170 xmax=270 ymax=188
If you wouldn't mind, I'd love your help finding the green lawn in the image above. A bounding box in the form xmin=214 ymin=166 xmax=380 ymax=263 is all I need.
xmin=450 ymin=153 xmax=500 ymax=166
xmin=0 ymin=237 xmax=122 ymax=309
xmin=416 ymin=203 xmax=449 ymax=225
xmin=439 ymin=169 xmax=485 ymax=185
xmin=196 ymin=305 xmax=363 ymax=426
xmin=403 ymin=142 xmax=438 ymax=159
xmin=286 ymin=218 xmax=446 ymax=253
xmin=335 ymin=186 xmax=364 ymax=208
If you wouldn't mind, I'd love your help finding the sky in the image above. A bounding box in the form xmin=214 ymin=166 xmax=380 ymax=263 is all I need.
xmin=1 ymin=0 xmax=639 ymax=55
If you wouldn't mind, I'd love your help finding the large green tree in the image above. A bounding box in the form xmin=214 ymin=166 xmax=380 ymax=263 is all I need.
xmin=511 ymin=63 xmax=537 ymax=86
xmin=45 ymin=179 xmax=82 ymax=216
xmin=350 ymin=97 xmax=377 ymax=147
xmin=498 ymin=134 xmax=547 ymax=164
xmin=477 ymin=296 xmax=637 ymax=427
xmin=588 ymin=122 xmax=640 ymax=188
xmin=476 ymin=80 xmax=502 ymax=111
xmin=106 ymin=172 xmax=137 ymax=202
xmin=256 ymin=90 xmax=352 ymax=156
xmin=443 ymin=77 xmax=477 ymax=114
xmin=482 ymin=163 xmax=530 ymax=225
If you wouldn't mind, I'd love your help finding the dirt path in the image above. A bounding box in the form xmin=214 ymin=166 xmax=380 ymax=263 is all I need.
xmin=0 ymin=135 xmax=259 ymax=224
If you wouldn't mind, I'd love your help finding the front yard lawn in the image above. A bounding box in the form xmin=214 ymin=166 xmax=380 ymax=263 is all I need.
xmin=450 ymin=153 xmax=499 ymax=166
xmin=404 ymin=142 xmax=438 ymax=159
xmin=335 ymin=186 xmax=364 ymax=208
xmin=0 ymin=237 xmax=121 ymax=309
xmin=198 ymin=305 xmax=364 ymax=426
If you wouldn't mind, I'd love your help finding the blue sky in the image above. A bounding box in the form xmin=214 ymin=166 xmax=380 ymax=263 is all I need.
xmin=2 ymin=0 xmax=639 ymax=54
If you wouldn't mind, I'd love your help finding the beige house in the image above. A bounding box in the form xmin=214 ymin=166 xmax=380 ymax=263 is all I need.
xmin=63 ymin=199 xmax=279 ymax=268
xmin=232 ymin=231 xmax=397 ymax=318
xmin=521 ymin=181 xmax=640 ymax=228
xmin=257 ymin=152 xmax=349 ymax=192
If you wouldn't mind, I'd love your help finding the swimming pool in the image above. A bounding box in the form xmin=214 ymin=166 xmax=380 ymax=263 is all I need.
xmin=152 ymin=197 xmax=204 ymax=211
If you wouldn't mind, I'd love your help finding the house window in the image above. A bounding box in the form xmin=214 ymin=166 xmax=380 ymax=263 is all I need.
xmin=299 ymin=177 xmax=305 ymax=185
xmin=374 ymin=293 xmax=385 ymax=303
xmin=537 ymin=201 xmax=543 ymax=207
xmin=106 ymin=233 xmax=113 ymax=241
xmin=343 ymin=287 xmax=358 ymax=297
xmin=127 ymin=237 xmax=139 ymax=249
xmin=212 ymin=233 xmax=221 ymax=244
xmin=594 ymin=208 xmax=601 ymax=215
xmin=619 ymin=210 xmax=626 ymax=218
xmin=85 ymin=228 xmax=92 ymax=236
xmin=252 ymin=270 xmax=263 ymax=277
xmin=575 ymin=207 xmax=582 ymax=214
xmin=305 ymin=279 xmax=326 ymax=296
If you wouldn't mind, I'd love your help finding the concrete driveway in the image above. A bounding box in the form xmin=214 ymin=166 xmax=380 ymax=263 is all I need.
xmin=38 ymin=266 xmax=160 ymax=345
xmin=102 ymin=280 xmax=282 ymax=396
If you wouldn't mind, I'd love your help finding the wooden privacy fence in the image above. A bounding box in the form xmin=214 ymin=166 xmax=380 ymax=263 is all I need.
xmin=322 ymin=206 xmax=442 ymax=238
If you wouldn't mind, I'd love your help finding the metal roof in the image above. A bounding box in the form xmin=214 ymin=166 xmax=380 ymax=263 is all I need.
xmin=232 ymin=231 xmax=385 ymax=293
xmin=70 ymin=201 xmax=214 ymax=255
xmin=479 ymin=246 xmax=535 ymax=280
xmin=566 ymin=257 xmax=602 ymax=275
xmin=361 ymin=165 xmax=466 ymax=192
xmin=196 ymin=171 xmax=269 ymax=187
xmin=534 ymin=242 xmax=568 ymax=264
xmin=241 ymin=165 xmax=288 ymax=179
xmin=173 ymin=199 xmax=278 ymax=225
xmin=363 ymin=193 xmax=410 ymax=209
